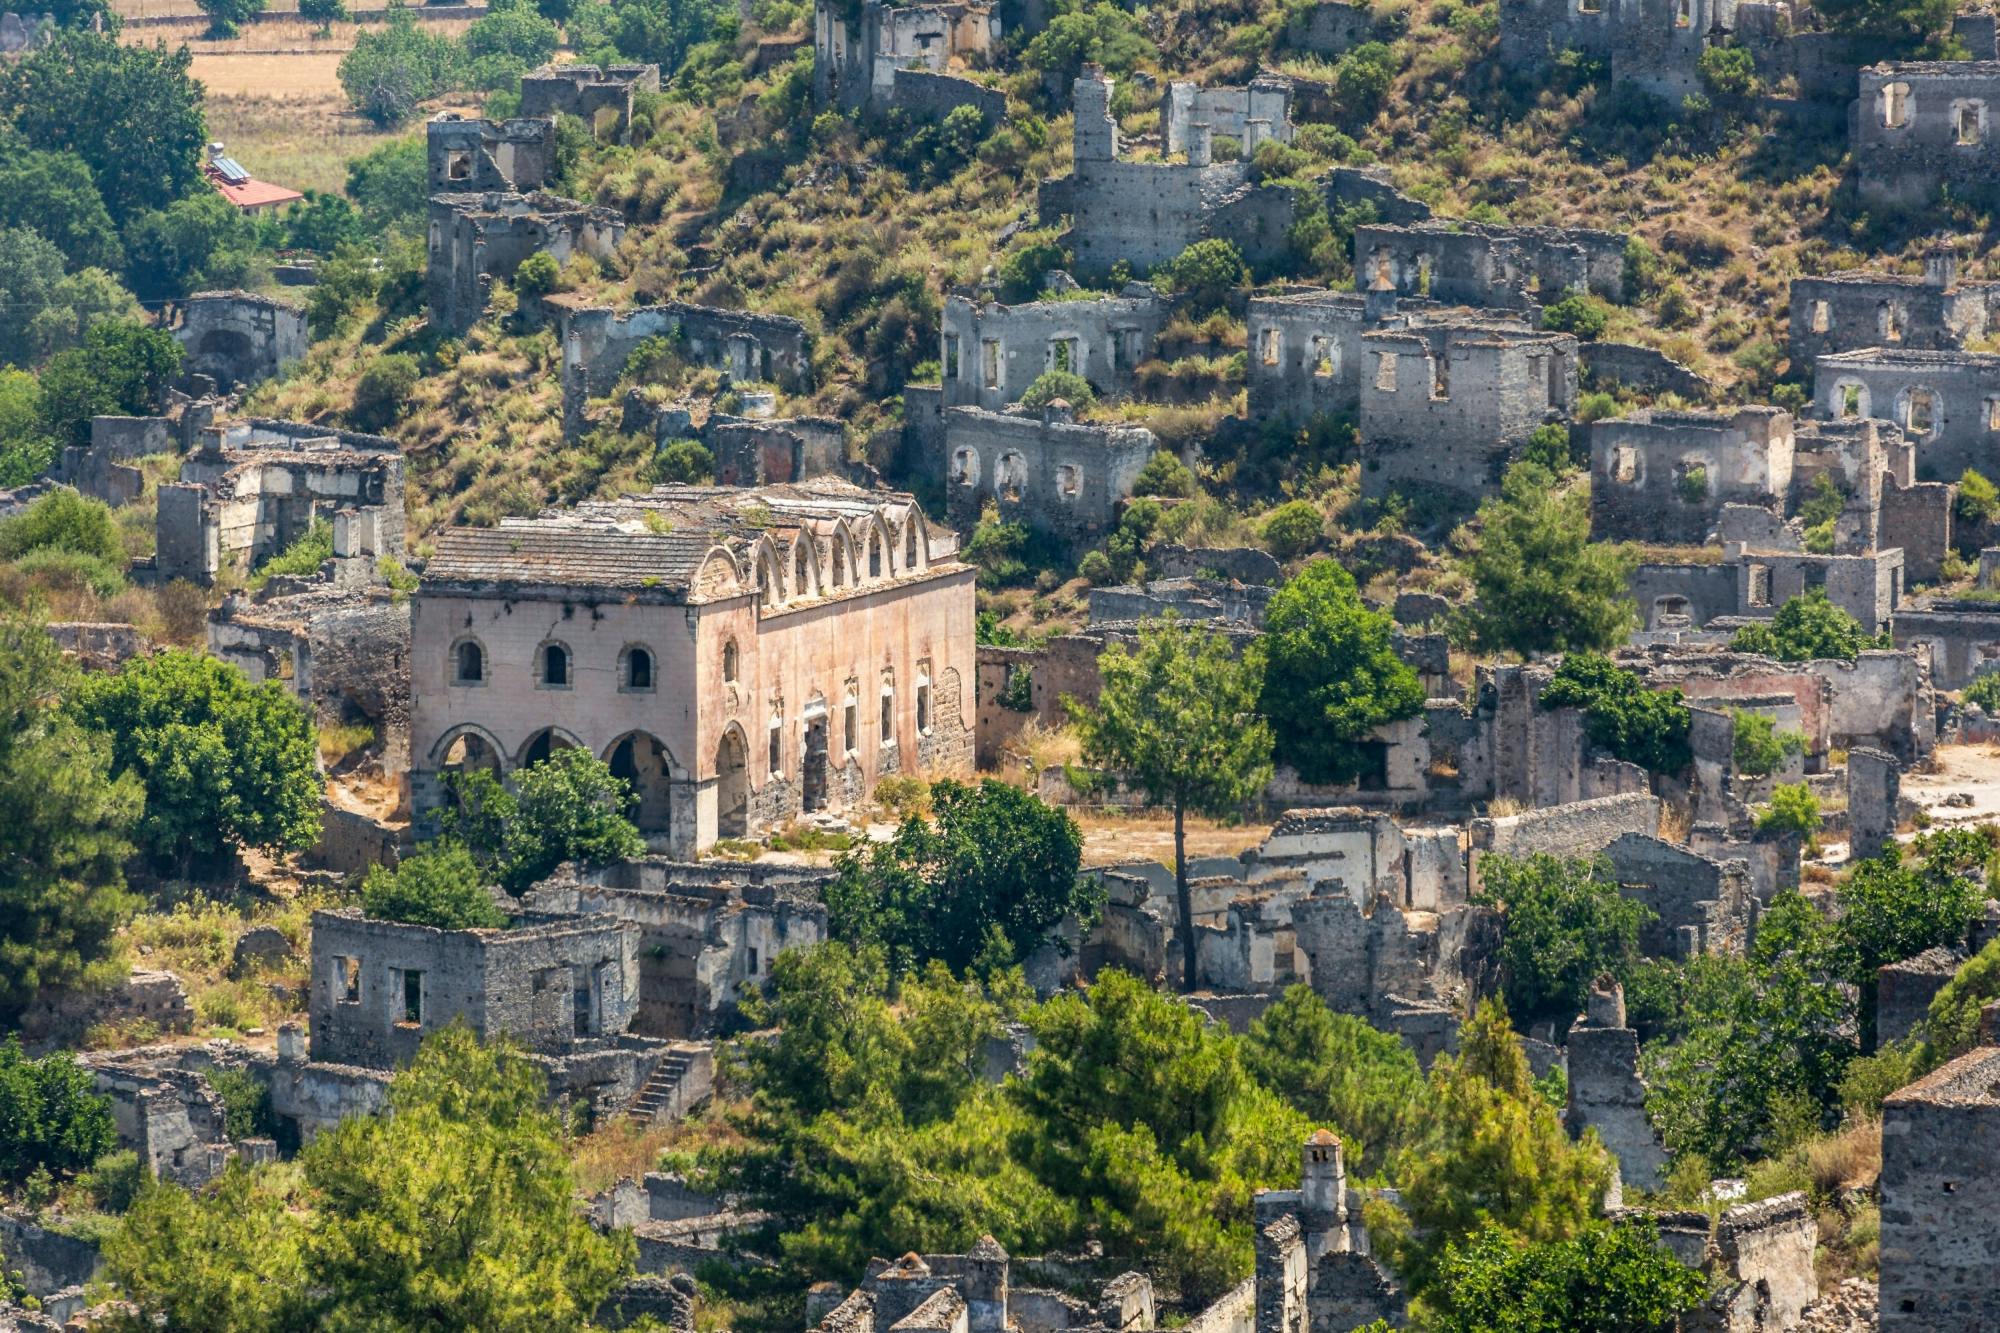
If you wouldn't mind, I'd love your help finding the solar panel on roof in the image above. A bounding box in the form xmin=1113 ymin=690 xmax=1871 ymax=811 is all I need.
xmin=211 ymin=156 xmax=251 ymax=185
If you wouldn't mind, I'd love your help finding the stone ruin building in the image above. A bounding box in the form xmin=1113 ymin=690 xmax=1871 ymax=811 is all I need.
xmin=811 ymin=0 xmax=1003 ymax=121
xmin=1498 ymin=0 xmax=1739 ymax=99
xmin=939 ymin=401 xmax=1159 ymax=551
xmin=1786 ymin=249 xmax=1999 ymax=368
xmin=427 ymin=111 xmax=559 ymax=194
xmin=409 ymin=481 xmax=973 ymax=855
xmin=174 ymin=291 xmax=308 ymax=392
xmin=63 ymin=397 xmax=217 ymax=508
xmin=1352 ymin=218 xmax=1628 ymax=311
xmin=1814 ymin=345 xmax=2000 ymax=481
xmin=1162 ymin=74 xmax=1294 ymax=158
xmin=1566 ymin=977 xmax=1668 ymax=1193
xmin=519 ymin=61 xmax=661 ymax=140
xmin=1627 ymin=1193 xmax=1821 ymax=1331
xmin=1047 ymin=68 xmax=1301 ymax=278
xmin=555 ymin=297 xmax=814 ymax=439
xmin=150 ymin=418 xmax=406 ymax=588
xmin=940 ymin=281 xmax=1168 ymax=411
xmin=1852 ymin=60 xmax=2000 ymax=205
xmin=1249 ymin=1133 xmax=1406 ymax=1333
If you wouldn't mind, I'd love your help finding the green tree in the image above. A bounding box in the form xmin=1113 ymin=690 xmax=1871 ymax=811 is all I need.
xmin=1956 ymin=468 xmax=2000 ymax=525
xmin=1459 ymin=462 xmax=1637 ymax=658
xmin=352 ymin=351 xmax=420 ymax=431
xmin=35 ymin=319 xmax=184 ymax=448
xmin=1729 ymin=588 xmax=1874 ymax=662
xmin=1757 ymin=783 xmax=1821 ymax=838
xmin=1423 ymin=1220 xmax=1708 ymax=1333
xmin=361 ymin=839 xmax=506 ymax=929
xmin=1019 ymin=369 xmax=1095 ymax=412
xmin=68 ymin=650 xmax=324 ymax=875
xmin=338 ymin=8 xmax=462 ymax=127
xmin=652 ymin=438 xmax=713 ymax=485
xmin=0 ymin=33 xmax=209 ymax=228
xmin=606 ymin=0 xmax=735 ymax=74
xmin=1697 ymin=42 xmax=1759 ymax=100
xmin=343 ymin=134 xmax=427 ymax=232
xmin=1473 ymin=854 xmax=1650 ymax=1030
xmin=1815 ymin=0 xmax=1950 ymax=45
xmin=1333 ymin=41 xmax=1396 ymax=125
xmin=1153 ymin=239 xmax=1247 ymax=313
xmin=1731 ymin=709 xmax=1804 ymax=777
xmin=28 ymin=267 xmax=143 ymax=363
xmin=0 ymin=370 xmax=51 ymax=486
xmin=0 ymin=487 xmax=124 ymax=564
xmin=462 ymin=1 xmax=560 ymax=88
xmin=1837 ymin=833 xmax=1989 ymax=1049
xmin=1259 ymin=559 xmax=1425 ymax=786
xmin=444 ymin=748 xmax=644 ymax=892
xmin=825 ymin=778 xmax=1092 ymax=975
xmin=1260 ymin=499 xmax=1324 ymax=560
xmin=195 ymin=0 xmax=265 ymax=38
xmin=1071 ymin=616 xmax=1273 ymax=991
xmin=0 ymin=1038 xmax=116 ymax=1184
xmin=1132 ymin=450 xmax=1197 ymax=498
xmin=0 ymin=619 xmax=138 ymax=1023
xmin=1241 ymin=985 xmax=1432 ymax=1176
xmin=1538 ymin=652 xmax=1692 ymax=774
xmin=1540 ymin=292 xmax=1609 ymax=339
xmin=1368 ymin=1000 xmax=1613 ymax=1297
xmin=120 ymin=192 xmax=260 ymax=304
xmin=105 ymin=1161 xmax=311 ymax=1331
xmin=0 ymin=226 xmax=65 ymax=368
xmin=1920 ymin=933 xmax=2000 ymax=1068
xmin=0 ymin=146 xmax=123 ymax=273
xmin=298 ymin=0 xmax=351 ymax=33
xmin=281 ymin=191 xmax=364 ymax=255
xmin=1020 ymin=0 xmax=1153 ymax=83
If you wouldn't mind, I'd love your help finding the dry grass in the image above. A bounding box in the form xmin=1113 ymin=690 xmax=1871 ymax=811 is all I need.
xmin=571 ymin=1119 xmax=681 ymax=1195
xmin=203 ymin=89 xmax=478 ymax=197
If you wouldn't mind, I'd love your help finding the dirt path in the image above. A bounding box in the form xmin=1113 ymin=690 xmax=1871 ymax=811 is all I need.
xmin=1900 ymin=742 xmax=2000 ymax=828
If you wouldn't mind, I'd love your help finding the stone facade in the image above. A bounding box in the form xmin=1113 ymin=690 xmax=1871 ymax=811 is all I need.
xmin=427 ymin=112 xmax=556 ymax=193
xmin=941 ymin=402 xmax=1158 ymax=550
xmin=1566 ymin=978 xmax=1668 ymax=1193
xmin=1589 ymin=407 xmax=1794 ymax=544
xmin=811 ymin=0 xmax=1000 ymax=114
xmin=705 ymin=415 xmax=848 ymax=486
xmin=519 ymin=63 xmax=661 ymax=140
xmin=1788 ymin=253 xmax=1998 ymax=369
xmin=64 ymin=399 xmax=215 ymax=507
xmin=1499 ymin=0 xmax=1737 ymax=99
xmin=557 ymin=300 xmax=813 ymax=437
xmin=175 ymin=292 xmax=308 ymax=391
xmin=1601 ymin=832 xmax=1753 ymax=959
xmin=1352 ymin=219 xmax=1628 ymax=309
xmin=1162 ymin=75 xmax=1294 ymax=157
xmin=1249 ymin=1134 xmax=1405 ymax=1331
xmin=409 ymin=482 xmax=975 ymax=856
xmin=1894 ymin=599 xmax=2000 ymax=689
xmin=1877 ymin=946 xmax=1963 ymax=1046
xmin=1245 ymin=288 xmax=1405 ymax=424
xmin=427 ymin=190 xmax=626 ymax=334
xmin=1848 ymin=745 xmax=1901 ymax=860
xmin=1852 ymin=62 xmax=2000 ymax=205
xmin=207 ymin=587 xmax=413 ymax=765
xmin=808 ymin=1235 xmax=1156 ymax=1333
xmin=941 ymin=285 xmax=1167 ymax=411
xmin=1878 ymin=1039 xmax=2000 ymax=1331
xmin=1814 ymin=346 xmax=2000 ymax=482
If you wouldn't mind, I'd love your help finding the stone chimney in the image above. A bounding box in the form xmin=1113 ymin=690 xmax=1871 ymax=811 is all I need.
xmin=1585 ymin=974 xmax=1626 ymax=1029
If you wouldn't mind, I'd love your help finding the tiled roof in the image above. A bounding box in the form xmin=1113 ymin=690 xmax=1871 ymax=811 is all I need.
xmin=206 ymin=167 xmax=304 ymax=211
xmin=424 ymin=525 xmax=720 ymax=590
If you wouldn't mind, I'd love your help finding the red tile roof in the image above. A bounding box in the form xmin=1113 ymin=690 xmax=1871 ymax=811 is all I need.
xmin=206 ymin=167 xmax=303 ymax=211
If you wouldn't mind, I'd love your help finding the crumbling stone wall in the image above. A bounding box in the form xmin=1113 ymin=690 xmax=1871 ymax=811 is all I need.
xmin=889 ymin=68 xmax=1006 ymax=124
xmin=1578 ymin=340 xmax=1712 ymax=398
xmin=1566 ymin=979 xmax=1667 ymax=1193
xmin=1788 ymin=255 xmax=1993 ymax=368
xmin=942 ymin=286 xmax=1167 ymax=410
xmin=1498 ymin=0 xmax=1737 ymax=98
xmin=1353 ymin=220 xmax=1628 ymax=309
xmin=1877 ymin=947 xmax=1963 ymax=1045
xmin=1848 ymin=746 xmax=1901 ymax=860
xmin=941 ymin=403 xmax=1157 ymax=549
xmin=559 ymin=301 xmax=812 ymax=435
xmin=1589 ymin=408 xmax=1793 ymax=544
xmin=209 ymin=589 xmax=413 ymax=764
xmin=1879 ymin=1041 xmax=2000 ymax=1331
xmin=1894 ymin=600 xmax=2000 ymax=689
xmin=1602 ymin=832 xmax=1752 ymax=958
xmin=427 ymin=112 xmax=556 ymax=193
xmin=1852 ymin=62 xmax=2000 ymax=205
xmin=706 ymin=415 xmax=848 ymax=486
xmin=64 ymin=401 xmax=214 ymax=506
xmin=519 ymin=63 xmax=660 ymax=140
xmin=1163 ymin=75 xmax=1294 ymax=157
xmin=811 ymin=0 xmax=1000 ymax=112
xmin=1467 ymin=792 xmax=1663 ymax=890
xmin=1282 ymin=1 xmax=1380 ymax=54
xmin=1814 ymin=346 xmax=2000 ymax=481
xmin=176 ymin=293 xmax=307 ymax=391
xmin=427 ymin=191 xmax=626 ymax=334
xmin=1245 ymin=290 xmax=1383 ymax=424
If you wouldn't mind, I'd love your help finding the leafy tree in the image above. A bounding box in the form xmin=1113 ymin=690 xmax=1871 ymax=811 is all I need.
xmin=652 ymin=438 xmax=714 ymax=484
xmin=35 ymin=319 xmax=184 ymax=448
xmin=1019 ymin=369 xmax=1095 ymax=412
xmin=27 ymin=267 xmax=143 ymax=363
xmin=1260 ymin=499 xmax=1324 ymax=560
xmin=298 ymin=0 xmax=350 ymax=33
xmin=1956 ymin=468 xmax=2000 ymax=525
xmin=606 ymin=0 xmax=735 ymax=74
xmin=1071 ymin=616 xmax=1273 ymax=991
xmin=195 ymin=0 xmax=265 ymax=38
xmin=352 ymin=352 xmax=420 ymax=431
xmin=344 ymin=134 xmax=427 ymax=232
xmin=1697 ymin=43 xmax=1759 ymax=100
xmin=995 ymin=232 xmax=1067 ymax=302
xmin=1241 ymin=985 xmax=1432 ymax=1176
xmin=825 ymin=778 xmax=1092 ymax=974
xmin=1540 ymin=292 xmax=1610 ymax=339
xmin=1757 ymin=782 xmax=1821 ymax=838
xmin=1837 ymin=833 xmax=1989 ymax=1049
xmin=1520 ymin=422 xmax=1579 ymax=474
xmin=0 ymin=146 xmax=123 ymax=273
xmin=512 ymin=249 xmax=561 ymax=298
xmin=67 ymin=650 xmax=324 ymax=875
xmin=0 ymin=487 xmax=124 ymax=564
xmin=1919 ymin=933 xmax=2000 ymax=1068
xmin=1132 ymin=450 xmax=1197 ymax=498
xmin=1965 ymin=671 xmax=2000 ymax=713
xmin=204 ymin=1066 xmax=276 ymax=1142
xmin=0 ymin=370 xmax=51 ymax=486
xmin=1815 ymin=0 xmax=1950 ymax=45
xmin=1731 ymin=709 xmax=1804 ymax=777
xmin=462 ymin=2 xmax=560 ymax=88
xmin=281 ymin=191 xmax=365 ymax=254
xmin=444 ymin=748 xmax=644 ymax=892
xmin=1538 ymin=653 xmax=1692 ymax=774
xmin=0 ymin=33 xmax=208 ymax=227
xmin=339 ymin=8 xmax=462 ymax=127
xmin=1333 ymin=41 xmax=1396 ymax=125
xmin=1367 ymin=1000 xmax=1613 ymax=1296
xmin=108 ymin=1026 xmax=633 ymax=1329
xmin=1259 ymin=560 xmax=1424 ymax=786
xmin=0 ymin=225 xmax=65 ymax=368
xmin=1020 ymin=0 xmax=1153 ymax=83
xmin=1459 ymin=462 xmax=1637 ymax=658
xmin=121 ymin=193 xmax=260 ymax=304
xmin=1153 ymin=239 xmax=1247 ymax=312
xmin=1473 ymin=854 xmax=1650 ymax=1030
xmin=362 ymin=839 xmax=506 ymax=929
xmin=1423 ymin=1220 xmax=1708 ymax=1333
xmin=0 ymin=1038 xmax=115 ymax=1185
xmin=1729 ymin=588 xmax=1874 ymax=662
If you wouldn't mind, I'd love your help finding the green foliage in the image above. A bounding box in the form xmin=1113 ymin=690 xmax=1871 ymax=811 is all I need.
xmin=35 ymin=319 xmax=184 ymax=448
xmin=1539 ymin=652 xmax=1692 ymax=774
xmin=0 ymin=1037 xmax=115 ymax=1184
xmin=1258 ymin=559 xmax=1424 ymax=785
xmin=1021 ymin=0 xmax=1153 ymax=83
xmin=0 ymin=487 xmax=123 ymax=564
xmin=196 ymin=0 xmax=265 ymax=38
xmin=1152 ymin=239 xmax=1247 ymax=313
xmin=605 ymin=0 xmax=736 ymax=75
xmin=247 ymin=518 xmax=332 ymax=590
xmin=0 ymin=369 xmax=51 ymax=487
xmin=339 ymin=8 xmax=462 ymax=127
xmin=1697 ymin=43 xmax=1759 ymax=100
xmin=1968 ymin=673 xmax=2000 ymax=714
xmin=1815 ymin=0 xmax=1950 ymax=44
xmin=1729 ymin=588 xmax=1874 ymax=662
xmin=512 ymin=249 xmax=561 ymax=298
xmin=443 ymin=748 xmax=644 ymax=892
xmin=107 ymin=1026 xmax=633 ymax=1329
xmin=1757 ymin=783 xmax=1822 ymax=838
xmin=0 ymin=225 xmax=65 ymax=367
xmin=1368 ymin=1001 xmax=1613 ymax=1297
xmin=825 ymin=778 xmax=1092 ymax=975
xmin=995 ymin=233 xmax=1067 ymax=303
xmin=119 ymin=191 xmax=258 ymax=304
xmin=1473 ymin=854 xmax=1650 ymax=1030
xmin=462 ymin=2 xmax=559 ymax=88
xmin=0 ymin=32 xmax=209 ymax=227
xmin=1731 ymin=709 xmax=1804 ymax=777
xmin=344 ymin=134 xmax=427 ymax=233
xmin=1423 ymin=1219 xmax=1709 ymax=1333
xmin=279 ymin=191 xmax=365 ymax=255
xmin=1957 ymin=468 xmax=2000 ymax=525
xmin=1520 ymin=422 xmax=1579 ymax=474
xmin=298 ymin=0 xmax=350 ymax=32
xmin=1019 ymin=369 xmax=1095 ymax=412
xmin=67 ymin=649 xmax=324 ymax=875
xmin=1260 ymin=499 xmax=1324 ymax=560
xmin=0 ymin=147 xmax=123 ymax=273
xmin=1837 ymin=832 xmax=1989 ymax=1047
xmin=652 ymin=438 xmax=715 ymax=485
xmin=1079 ymin=549 xmax=1114 ymax=584
xmin=1459 ymin=462 xmax=1637 ymax=658
xmin=1540 ymin=292 xmax=1610 ymax=340
xmin=1676 ymin=465 xmax=1708 ymax=506
xmin=1242 ymin=985 xmax=1430 ymax=1177
xmin=352 ymin=352 xmax=421 ymax=432
xmin=1333 ymin=41 xmax=1397 ymax=126
xmin=362 ymin=839 xmax=506 ymax=930
xmin=1132 ymin=450 xmax=1197 ymax=499
xmin=1920 ymin=933 xmax=2000 ymax=1068
xmin=204 ymin=1067 xmax=276 ymax=1143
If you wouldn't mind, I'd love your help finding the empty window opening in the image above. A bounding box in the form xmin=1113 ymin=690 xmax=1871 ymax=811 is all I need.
xmin=869 ymin=534 xmax=884 ymax=578
xmin=338 ymin=956 xmax=361 ymax=1003
xmin=1906 ymin=388 xmax=1936 ymax=434
xmin=747 ymin=946 xmax=760 ymax=975
xmin=454 ymin=640 xmax=484 ymax=684
xmin=401 ymin=969 xmax=424 ymax=1025
xmin=952 ymin=447 xmax=979 ymax=486
xmin=943 ymin=334 xmax=961 ymax=379
xmin=832 ymin=542 xmax=847 ymax=585
xmin=768 ymin=720 xmax=782 ymax=776
xmin=981 ymin=339 xmax=1002 ymax=390
xmin=447 ymin=150 xmax=472 ymax=181
xmin=1058 ymin=463 xmax=1081 ymax=497
xmin=573 ymin=967 xmax=593 ymax=1037
xmin=722 ymin=639 xmax=739 ymax=682
xmin=1049 ymin=337 xmax=1078 ymax=374
xmin=1370 ymin=251 xmax=1393 ymax=288
xmin=541 ymin=642 xmax=570 ymax=688
xmin=1959 ymin=100 xmax=1986 ymax=144
xmin=795 ymin=541 xmax=811 ymax=596
xmin=1578 ymin=0 xmax=1601 ymax=13
xmin=1882 ymin=81 xmax=1911 ymax=128
xmin=844 ymin=700 xmax=858 ymax=753
xmin=1310 ymin=336 xmax=1336 ymax=378
xmin=1811 ymin=300 xmax=1830 ymax=334
xmin=1373 ymin=352 xmax=1399 ymax=391
xmin=1985 ymin=396 xmax=2000 ymax=432
xmin=1676 ymin=0 xmax=1690 ymax=27
xmin=997 ymin=452 xmax=1027 ymax=502
xmin=917 ymin=680 xmax=932 ymax=734
xmin=626 ymin=647 xmax=653 ymax=691
xmin=1881 ymin=301 xmax=1904 ymax=343
xmin=881 ymin=690 xmax=894 ymax=744
xmin=1415 ymin=254 xmax=1433 ymax=295
xmin=1430 ymin=354 xmax=1450 ymax=399
xmin=1748 ymin=564 xmax=1772 ymax=608
xmin=904 ymin=519 xmax=918 ymax=568
xmin=1613 ymin=445 xmax=1639 ymax=484
xmin=1840 ymin=383 xmax=1863 ymax=418
xmin=1259 ymin=326 xmax=1282 ymax=366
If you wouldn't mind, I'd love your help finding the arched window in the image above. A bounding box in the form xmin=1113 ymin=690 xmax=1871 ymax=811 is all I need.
xmin=453 ymin=639 xmax=485 ymax=685
xmin=869 ymin=532 xmax=883 ymax=579
xmin=722 ymin=639 xmax=739 ymax=683
xmin=794 ymin=539 xmax=812 ymax=597
xmin=904 ymin=518 xmax=918 ymax=569
xmin=623 ymin=645 xmax=655 ymax=692
xmin=539 ymin=642 xmax=571 ymax=689
xmin=832 ymin=538 xmax=847 ymax=587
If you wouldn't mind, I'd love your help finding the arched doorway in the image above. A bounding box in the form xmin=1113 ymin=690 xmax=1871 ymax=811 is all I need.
xmin=518 ymin=728 xmax=579 ymax=770
xmin=606 ymin=732 xmax=675 ymax=837
xmin=716 ymin=727 xmax=749 ymax=839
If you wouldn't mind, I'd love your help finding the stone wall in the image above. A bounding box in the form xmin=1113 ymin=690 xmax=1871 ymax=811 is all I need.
xmin=1566 ymin=980 xmax=1667 ymax=1192
xmin=1879 ymin=1045 xmax=2000 ymax=1331
xmin=1589 ymin=408 xmax=1793 ymax=544
xmin=0 ymin=1215 xmax=101 ymax=1299
xmin=427 ymin=191 xmax=626 ymax=334
xmin=941 ymin=403 xmax=1157 ymax=549
xmin=427 ymin=112 xmax=556 ymax=193
xmin=1353 ymin=220 xmax=1628 ymax=308
xmin=1852 ymin=62 xmax=2000 ymax=205
xmin=812 ymin=0 xmax=999 ymax=113
xmin=1848 ymin=746 xmax=1901 ymax=860
xmin=1163 ymin=75 xmax=1294 ymax=156
xmin=1894 ymin=600 xmax=2000 ymax=689
xmin=889 ymin=68 xmax=1007 ymax=124
xmin=941 ymin=286 xmax=1167 ymax=410
xmin=1788 ymin=260 xmax=1990 ymax=368
xmin=1877 ymin=947 xmax=1962 ymax=1045
xmin=1602 ymin=831 xmax=1752 ymax=958
xmin=1245 ymin=290 xmax=1379 ymax=424
xmin=519 ymin=63 xmax=660 ymax=141
xmin=1282 ymin=1 xmax=1380 ymax=54
xmin=1579 ymin=340 xmax=1712 ymax=398
xmin=1467 ymin=792 xmax=1663 ymax=891
xmin=1814 ymin=346 xmax=2000 ymax=483
xmin=558 ymin=301 xmax=812 ymax=436
xmin=1498 ymin=0 xmax=1736 ymax=98
xmin=706 ymin=415 xmax=848 ymax=486
xmin=176 ymin=292 xmax=307 ymax=391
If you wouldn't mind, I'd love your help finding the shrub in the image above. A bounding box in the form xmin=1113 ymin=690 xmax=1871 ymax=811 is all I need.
xmin=1260 ymin=499 xmax=1324 ymax=560
xmin=1730 ymin=588 xmax=1874 ymax=662
xmin=361 ymin=839 xmax=505 ymax=930
xmin=1131 ymin=450 xmax=1197 ymax=498
xmin=1957 ymin=468 xmax=2000 ymax=524
xmin=1540 ymin=652 xmax=1692 ymax=773
xmin=1540 ymin=292 xmax=1610 ymax=339
xmin=1521 ymin=422 xmax=1578 ymax=473
xmin=205 ymin=1067 xmax=277 ymax=1142
xmin=512 ymin=251 xmax=560 ymax=297
xmin=1078 ymin=549 xmax=1113 ymax=584
xmin=1018 ymin=369 xmax=1095 ymax=412
xmin=1152 ymin=239 xmax=1247 ymax=313
xmin=0 ymin=1040 xmax=115 ymax=1185
xmin=651 ymin=438 xmax=714 ymax=485
xmin=352 ymin=353 xmax=420 ymax=432
xmin=1757 ymin=783 xmax=1821 ymax=838
xmin=1677 ymin=465 xmax=1708 ymax=505
xmin=0 ymin=488 xmax=123 ymax=564
xmin=1965 ymin=672 xmax=2000 ymax=713
xmin=1732 ymin=709 xmax=1804 ymax=777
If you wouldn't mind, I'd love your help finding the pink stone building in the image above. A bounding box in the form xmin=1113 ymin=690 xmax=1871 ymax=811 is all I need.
xmin=410 ymin=482 xmax=976 ymax=854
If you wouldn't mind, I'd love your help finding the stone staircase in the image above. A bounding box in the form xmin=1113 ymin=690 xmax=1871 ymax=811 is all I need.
xmin=625 ymin=1049 xmax=697 ymax=1124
